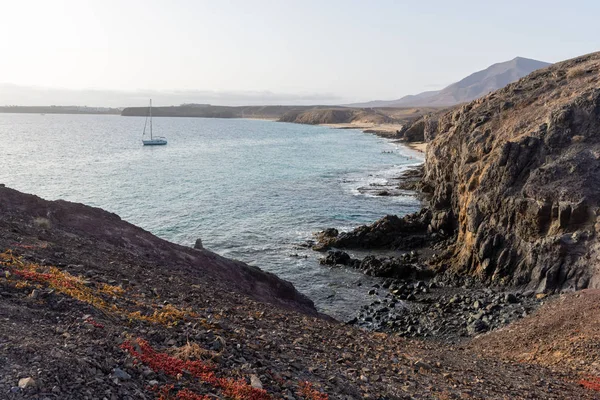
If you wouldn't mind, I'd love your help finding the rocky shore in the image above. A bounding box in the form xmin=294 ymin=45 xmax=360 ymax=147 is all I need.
xmin=306 ymin=52 xmax=600 ymax=394
xmin=315 ymin=246 xmax=548 ymax=342
xmin=312 ymin=51 xmax=600 ymax=304
xmin=3 ymin=51 xmax=600 ymax=399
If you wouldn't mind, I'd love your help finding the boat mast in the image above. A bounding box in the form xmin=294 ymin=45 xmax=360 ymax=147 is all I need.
xmin=149 ymin=99 xmax=153 ymax=140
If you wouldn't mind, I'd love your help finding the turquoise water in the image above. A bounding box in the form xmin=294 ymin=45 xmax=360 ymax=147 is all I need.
xmin=0 ymin=113 xmax=423 ymax=318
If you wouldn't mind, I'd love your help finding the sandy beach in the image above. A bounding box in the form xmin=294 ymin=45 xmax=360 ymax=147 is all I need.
xmin=243 ymin=118 xmax=427 ymax=153
xmin=404 ymin=141 xmax=427 ymax=152
xmin=321 ymin=122 xmax=426 ymax=153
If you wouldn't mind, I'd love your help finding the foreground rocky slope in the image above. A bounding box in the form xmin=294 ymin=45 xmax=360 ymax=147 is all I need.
xmin=423 ymin=51 xmax=600 ymax=292
xmin=471 ymin=288 xmax=600 ymax=376
xmin=0 ymin=186 xmax=316 ymax=315
xmin=1 ymin=186 xmax=597 ymax=399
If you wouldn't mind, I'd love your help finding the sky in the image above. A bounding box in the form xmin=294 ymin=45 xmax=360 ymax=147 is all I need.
xmin=0 ymin=0 xmax=598 ymax=106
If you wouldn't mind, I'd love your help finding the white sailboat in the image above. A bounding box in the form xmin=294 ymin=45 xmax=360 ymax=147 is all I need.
xmin=142 ymin=99 xmax=167 ymax=146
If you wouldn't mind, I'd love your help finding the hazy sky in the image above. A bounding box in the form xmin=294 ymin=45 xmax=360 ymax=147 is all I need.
xmin=1 ymin=0 xmax=598 ymax=106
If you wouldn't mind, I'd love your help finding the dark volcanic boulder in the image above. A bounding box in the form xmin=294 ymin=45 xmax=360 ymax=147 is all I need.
xmin=423 ymin=52 xmax=600 ymax=292
xmin=318 ymin=210 xmax=432 ymax=250
xmin=312 ymin=228 xmax=339 ymax=251
xmin=359 ymin=255 xmax=415 ymax=278
xmin=320 ymin=250 xmax=354 ymax=266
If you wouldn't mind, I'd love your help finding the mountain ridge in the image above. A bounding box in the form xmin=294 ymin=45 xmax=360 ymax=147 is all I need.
xmin=350 ymin=57 xmax=551 ymax=108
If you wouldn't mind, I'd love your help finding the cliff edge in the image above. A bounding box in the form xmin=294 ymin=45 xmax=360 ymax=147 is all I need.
xmin=424 ymin=51 xmax=600 ymax=292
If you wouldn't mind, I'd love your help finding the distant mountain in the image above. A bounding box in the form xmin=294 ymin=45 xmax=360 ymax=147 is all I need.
xmin=350 ymin=57 xmax=551 ymax=108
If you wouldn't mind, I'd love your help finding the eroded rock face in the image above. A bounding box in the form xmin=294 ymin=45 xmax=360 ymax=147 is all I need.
xmin=423 ymin=115 xmax=439 ymax=142
xmin=397 ymin=118 xmax=425 ymax=142
xmin=423 ymin=52 xmax=600 ymax=292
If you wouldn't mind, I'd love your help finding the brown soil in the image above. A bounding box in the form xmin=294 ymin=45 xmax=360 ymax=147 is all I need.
xmin=470 ymin=289 xmax=600 ymax=376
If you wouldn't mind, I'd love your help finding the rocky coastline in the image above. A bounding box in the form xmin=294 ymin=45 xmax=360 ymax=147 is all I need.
xmin=3 ymin=181 xmax=600 ymax=399
xmin=3 ymin=52 xmax=600 ymax=399
xmin=4 ymin=184 xmax=598 ymax=399
xmin=309 ymin=52 xmax=600 ymax=345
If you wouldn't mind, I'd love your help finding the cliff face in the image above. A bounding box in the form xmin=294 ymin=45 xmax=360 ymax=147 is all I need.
xmin=423 ymin=52 xmax=600 ymax=292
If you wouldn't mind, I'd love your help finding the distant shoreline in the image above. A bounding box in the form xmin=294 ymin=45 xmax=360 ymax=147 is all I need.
xmin=0 ymin=108 xmax=427 ymax=152
xmin=0 ymin=106 xmax=121 ymax=115
xmin=242 ymin=118 xmax=428 ymax=153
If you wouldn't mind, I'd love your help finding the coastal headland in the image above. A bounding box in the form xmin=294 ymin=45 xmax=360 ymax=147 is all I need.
xmin=2 ymin=51 xmax=600 ymax=398
xmin=311 ymin=51 xmax=600 ymax=361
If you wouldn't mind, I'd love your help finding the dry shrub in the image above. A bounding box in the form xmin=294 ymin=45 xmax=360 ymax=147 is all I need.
xmin=1 ymin=250 xmax=195 ymax=327
xmin=567 ymin=68 xmax=587 ymax=79
xmin=297 ymin=381 xmax=328 ymax=400
xmin=122 ymin=338 xmax=271 ymax=400
xmin=171 ymin=339 xmax=222 ymax=361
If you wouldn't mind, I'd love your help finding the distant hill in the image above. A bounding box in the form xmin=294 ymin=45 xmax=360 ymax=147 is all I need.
xmin=351 ymin=57 xmax=551 ymax=108
xmin=120 ymin=104 xmax=333 ymax=119
xmin=278 ymin=108 xmax=394 ymax=125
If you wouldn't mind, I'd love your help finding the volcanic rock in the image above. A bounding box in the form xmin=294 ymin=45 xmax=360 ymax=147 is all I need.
xmin=423 ymin=52 xmax=600 ymax=292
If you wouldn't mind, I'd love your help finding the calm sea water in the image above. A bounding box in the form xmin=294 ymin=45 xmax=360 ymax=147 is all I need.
xmin=0 ymin=113 xmax=423 ymax=319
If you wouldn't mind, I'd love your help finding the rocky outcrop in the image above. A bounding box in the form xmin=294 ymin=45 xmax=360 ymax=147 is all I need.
xmin=396 ymin=118 xmax=425 ymax=142
xmin=423 ymin=52 xmax=600 ymax=292
xmin=319 ymin=250 xmax=427 ymax=279
xmin=423 ymin=115 xmax=440 ymax=142
xmin=315 ymin=210 xmax=433 ymax=251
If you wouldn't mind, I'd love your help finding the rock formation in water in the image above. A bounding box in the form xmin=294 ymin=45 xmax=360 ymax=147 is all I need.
xmin=315 ymin=211 xmax=433 ymax=251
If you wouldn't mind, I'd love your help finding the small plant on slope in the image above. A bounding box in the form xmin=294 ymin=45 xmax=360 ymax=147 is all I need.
xmin=580 ymin=375 xmax=600 ymax=392
xmin=298 ymin=381 xmax=329 ymax=400
xmin=122 ymin=338 xmax=271 ymax=400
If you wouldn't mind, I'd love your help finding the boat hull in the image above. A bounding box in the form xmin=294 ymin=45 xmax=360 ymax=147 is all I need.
xmin=142 ymin=139 xmax=168 ymax=146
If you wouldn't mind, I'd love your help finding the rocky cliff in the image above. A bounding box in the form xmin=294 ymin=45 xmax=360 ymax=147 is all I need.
xmin=423 ymin=52 xmax=600 ymax=292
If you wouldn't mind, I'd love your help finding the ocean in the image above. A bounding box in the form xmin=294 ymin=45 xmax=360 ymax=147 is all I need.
xmin=0 ymin=113 xmax=423 ymax=319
